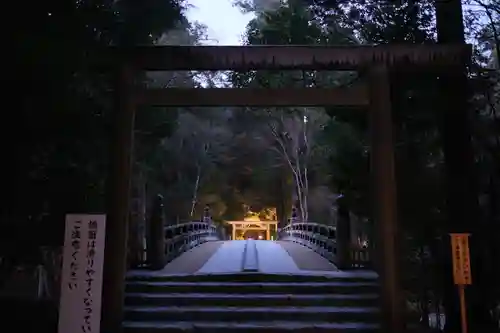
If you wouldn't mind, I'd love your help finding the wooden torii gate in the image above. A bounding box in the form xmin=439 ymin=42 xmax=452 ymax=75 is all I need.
xmin=100 ymin=44 xmax=471 ymax=333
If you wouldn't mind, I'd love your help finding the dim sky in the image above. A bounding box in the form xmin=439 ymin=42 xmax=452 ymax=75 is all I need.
xmin=186 ymin=0 xmax=254 ymax=45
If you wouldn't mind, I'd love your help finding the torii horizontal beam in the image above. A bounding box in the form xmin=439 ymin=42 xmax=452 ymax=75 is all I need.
xmin=98 ymin=44 xmax=471 ymax=71
xmin=236 ymin=227 xmax=268 ymax=230
xmin=134 ymin=85 xmax=368 ymax=107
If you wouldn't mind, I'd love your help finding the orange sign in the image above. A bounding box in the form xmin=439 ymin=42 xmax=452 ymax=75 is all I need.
xmin=450 ymin=233 xmax=472 ymax=285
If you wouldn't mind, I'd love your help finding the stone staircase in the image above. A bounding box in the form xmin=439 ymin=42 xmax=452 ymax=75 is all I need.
xmin=123 ymin=273 xmax=381 ymax=333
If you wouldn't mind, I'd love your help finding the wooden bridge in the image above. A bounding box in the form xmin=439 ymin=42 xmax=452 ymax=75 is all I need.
xmin=122 ymin=203 xmax=384 ymax=333
xmin=130 ymin=232 xmax=368 ymax=276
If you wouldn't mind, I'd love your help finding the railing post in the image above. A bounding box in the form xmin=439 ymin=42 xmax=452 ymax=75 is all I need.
xmin=203 ymin=205 xmax=212 ymax=237
xmin=203 ymin=205 xmax=211 ymax=224
xmin=290 ymin=207 xmax=298 ymax=237
xmin=290 ymin=206 xmax=298 ymax=225
xmin=334 ymin=195 xmax=352 ymax=270
xmin=148 ymin=194 xmax=166 ymax=270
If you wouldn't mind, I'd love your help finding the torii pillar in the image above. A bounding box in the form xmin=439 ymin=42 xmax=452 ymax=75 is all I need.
xmin=101 ymin=64 xmax=135 ymax=333
xmin=369 ymin=65 xmax=403 ymax=333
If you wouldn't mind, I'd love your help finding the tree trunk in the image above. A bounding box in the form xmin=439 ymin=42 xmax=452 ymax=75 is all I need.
xmin=302 ymin=167 xmax=309 ymax=222
xmin=190 ymin=164 xmax=201 ymax=218
xmin=292 ymin=168 xmax=305 ymax=222
xmin=435 ymin=0 xmax=495 ymax=330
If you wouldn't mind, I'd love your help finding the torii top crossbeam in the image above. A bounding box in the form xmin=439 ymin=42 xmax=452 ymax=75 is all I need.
xmin=97 ymin=44 xmax=471 ymax=71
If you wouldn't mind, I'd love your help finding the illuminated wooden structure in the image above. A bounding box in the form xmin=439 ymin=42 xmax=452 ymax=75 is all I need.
xmin=227 ymin=220 xmax=278 ymax=240
xmin=101 ymin=44 xmax=471 ymax=333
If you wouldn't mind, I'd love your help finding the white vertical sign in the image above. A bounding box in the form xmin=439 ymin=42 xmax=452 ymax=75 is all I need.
xmin=58 ymin=214 xmax=106 ymax=333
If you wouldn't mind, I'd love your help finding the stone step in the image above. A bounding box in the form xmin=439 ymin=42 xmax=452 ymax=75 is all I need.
xmin=122 ymin=321 xmax=380 ymax=333
xmin=126 ymin=272 xmax=378 ymax=283
xmin=124 ymin=305 xmax=380 ymax=323
xmin=123 ymin=274 xmax=383 ymax=332
xmin=125 ymin=292 xmax=379 ymax=307
xmin=125 ymin=281 xmax=379 ymax=294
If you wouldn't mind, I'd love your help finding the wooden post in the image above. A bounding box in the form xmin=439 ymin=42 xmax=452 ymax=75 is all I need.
xmin=368 ymin=65 xmax=403 ymax=333
xmin=266 ymin=223 xmax=271 ymax=240
xmin=335 ymin=195 xmax=352 ymax=269
xmin=101 ymin=64 xmax=136 ymax=333
xmin=148 ymin=194 xmax=166 ymax=270
xmin=458 ymin=285 xmax=468 ymax=333
xmin=203 ymin=205 xmax=210 ymax=224
xmin=291 ymin=206 xmax=297 ymax=224
xmin=232 ymin=225 xmax=236 ymax=240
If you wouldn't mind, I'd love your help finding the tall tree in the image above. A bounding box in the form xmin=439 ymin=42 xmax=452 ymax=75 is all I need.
xmin=232 ymin=0 xmax=354 ymax=223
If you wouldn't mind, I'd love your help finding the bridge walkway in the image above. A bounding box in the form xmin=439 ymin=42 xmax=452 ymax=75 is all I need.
xmin=127 ymin=240 xmax=375 ymax=278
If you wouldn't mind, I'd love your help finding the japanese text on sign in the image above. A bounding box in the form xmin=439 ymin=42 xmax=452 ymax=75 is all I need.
xmin=450 ymin=233 xmax=472 ymax=285
xmin=82 ymin=220 xmax=98 ymax=333
xmin=69 ymin=220 xmax=82 ymax=290
xmin=58 ymin=215 xmax=106 ymax=333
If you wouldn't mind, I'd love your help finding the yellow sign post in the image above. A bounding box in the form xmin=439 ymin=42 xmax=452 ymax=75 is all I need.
xmin=450 ymin=233 xmax=472 ymax=333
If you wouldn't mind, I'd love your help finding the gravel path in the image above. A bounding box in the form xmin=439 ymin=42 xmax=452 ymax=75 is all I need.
xmin=277 ymin=241 xmax=339 ymax=271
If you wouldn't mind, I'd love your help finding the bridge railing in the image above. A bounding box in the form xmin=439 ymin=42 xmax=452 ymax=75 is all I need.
xmin=144 ymin=195 xmax=220 ymax=270
xmin=164 ymin=221 xmax=218 ymax=263
xmin=279 ymin=221 xmax=371 ymax=270
xmin=350 ymin=246 xmax=371 ymax=268
xmin=280 ymin=222 xmax=337 ymax=261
